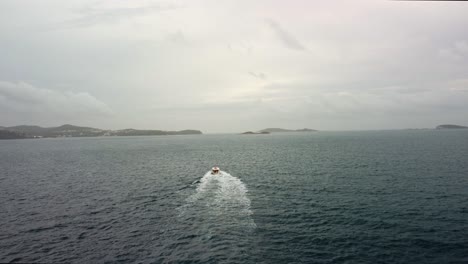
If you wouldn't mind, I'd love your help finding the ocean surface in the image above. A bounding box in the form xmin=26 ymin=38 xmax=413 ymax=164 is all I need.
xmin=1 ymin=130 xmax=467 ymax=263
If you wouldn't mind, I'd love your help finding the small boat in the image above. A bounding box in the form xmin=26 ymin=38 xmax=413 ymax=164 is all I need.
xmin=211 ymin=166 xmax=220 ymax=175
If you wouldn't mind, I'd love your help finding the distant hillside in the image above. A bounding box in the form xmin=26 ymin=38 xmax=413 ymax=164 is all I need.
xmin=259 ymin=128 xmax=317 ymax=133
xmin=0 ymin=130 xmax=27 ymax=139
xmin=5 ymin=124 xmax=106 ymax=137
xmin=436 ymin=124 xmax=468 ymax=129
xmin=6 ymin=125 xmax=45 ymax=135
xmin=1 ymin=124 xmax=203 ymax=138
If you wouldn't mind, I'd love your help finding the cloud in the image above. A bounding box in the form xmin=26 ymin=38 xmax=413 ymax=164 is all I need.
xmin=448 ymin=78 xmax=468 ymax=92
xmin=166 ymin=30 xmax=187 ymax=43
xmin=1 ymin=1 xmax=468 ymax=131
xmin=439 ymin=40 xmax=468 ymax=61
xmin=237 ymin=79 xmax=468 ymax=123
xmin=454 ymin=41 xmax=468 ymax=54
xmin=228 ymin=44 xmax=253 ymax=56
xmin=0 ymin=81 xmax=112 ymax=125
xmin=266 ymin=19 xmax=306 ymax=51
xmin=248 ymin=71 xmax=267 ymax=80
xmin=63 ymin=2 xmax=179 ymax=28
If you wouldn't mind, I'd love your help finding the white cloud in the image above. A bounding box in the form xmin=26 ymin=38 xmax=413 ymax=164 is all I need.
xmin=266 ymin=19 xmax=306 ymax=51
xmin=63 ymin=1 xmax=180 ymax=28
xmin=248 ymin=71 xmax=267 ymax=80
xmin=454 ymin=41 xmax=468 ymax=54
xmin=439 ymin=40 xmax=468 ymax=61
xmin=0 ymin=81 xmax=112 ymax=126
xmin=448 ymin=79 xmax=468 ymax=92
xmin=1 ymin=1 xmax=468 ymax=131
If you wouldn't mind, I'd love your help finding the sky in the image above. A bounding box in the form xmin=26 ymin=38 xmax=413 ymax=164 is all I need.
xmin=1 ymin=0 xmax=468 ymax=133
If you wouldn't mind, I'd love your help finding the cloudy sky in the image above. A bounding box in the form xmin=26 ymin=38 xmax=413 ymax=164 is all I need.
xmin=1 ymin=0 xmax=468 ymax=133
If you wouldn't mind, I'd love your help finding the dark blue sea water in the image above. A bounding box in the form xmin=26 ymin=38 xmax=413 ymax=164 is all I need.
xmin=1 ymin=130 xmax=467 ymax=263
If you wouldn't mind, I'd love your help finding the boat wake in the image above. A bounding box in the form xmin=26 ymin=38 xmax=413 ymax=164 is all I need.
xmin=160 ymin=171 xmax=259 ymax=262
xmin=178 ymin=171 xmax=256 ymax=230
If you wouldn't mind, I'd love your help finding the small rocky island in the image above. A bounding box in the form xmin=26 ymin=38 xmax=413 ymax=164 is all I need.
xmin=241 ymin=131 xmax=270 ymax=135
xmin=0 ymin=124 xmax=203 ymax=139
xmin=241 ymin=128 xmax=317 ymax=135
xmin=436 ymin=124 xmax=468 ymax=129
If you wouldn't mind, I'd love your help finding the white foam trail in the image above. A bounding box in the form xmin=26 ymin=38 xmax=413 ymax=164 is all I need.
xmin=178 ymin=171 xmax=256 ymax=229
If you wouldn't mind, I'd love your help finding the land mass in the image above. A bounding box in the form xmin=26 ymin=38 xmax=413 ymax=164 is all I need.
xmin=0 ymin=124 xmax=202 ymax=139
xmin=241 ymin=131 xmax=270 ymax=135
xmin=436 ymin=124 xmax=468 ymax=129
xmin=258 ymin=128 xmax=317 ymax=133
xmin=0 ymin=130 xmax=27 ymax=139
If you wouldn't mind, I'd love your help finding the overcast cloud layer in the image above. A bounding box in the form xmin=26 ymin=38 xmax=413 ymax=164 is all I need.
xmin=1 ymin=0 xmax=467 ymax=132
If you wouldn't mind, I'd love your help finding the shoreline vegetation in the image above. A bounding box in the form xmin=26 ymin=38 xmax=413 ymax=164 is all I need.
xmin=0 ymin=124 xmax=202 ymax=139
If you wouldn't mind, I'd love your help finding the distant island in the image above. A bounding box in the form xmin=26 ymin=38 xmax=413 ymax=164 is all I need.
xmin=258 ymin=128 xmax=317 ymax=133
xmin=240 ymin=128 xmax=316 ymax=135
xmin=241 ymin=131 xmax=270 ymax=135
xmin=436 ymin=124 xmax=468 ymax=129
xmin=0 ymin=124 xmax=202 ymax=139
xmin=0 ymin=130 xmax=27 ymax=139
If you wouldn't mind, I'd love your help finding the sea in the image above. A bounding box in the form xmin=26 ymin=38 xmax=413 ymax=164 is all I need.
xmin=1 ymin=130 xmax=467 ymax=263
